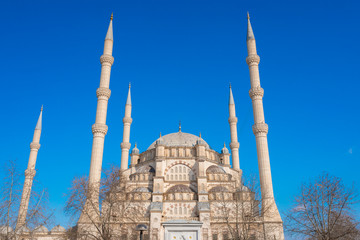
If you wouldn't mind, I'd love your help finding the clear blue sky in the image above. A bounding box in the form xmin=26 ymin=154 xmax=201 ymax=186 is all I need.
xmin=1 ymin=0 xmax=359 ymax=228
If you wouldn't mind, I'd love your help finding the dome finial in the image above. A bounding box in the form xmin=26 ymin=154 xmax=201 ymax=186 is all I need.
xmin=179 ymin=121 xmax=181 ymax=132
xmin=110 ymin=12 xmax=113 ymax=21
xmin=199 ymin=132 xmax=202 ymax=138
xmin=159 ymin=132 xmax=162 ymax=138
xmin=224 ymin=142 xmax=226 ymax=147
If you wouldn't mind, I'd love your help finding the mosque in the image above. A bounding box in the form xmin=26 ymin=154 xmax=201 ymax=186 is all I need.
xmin=6 ymin=13 xmax=284 ymax=240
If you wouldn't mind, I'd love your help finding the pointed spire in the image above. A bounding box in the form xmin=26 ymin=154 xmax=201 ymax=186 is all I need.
xmin=247 ymin=12 xmax=255 ymax=41
xmin=35 ymin=105 xmax=43 ymax=130
xmin=105 ymin=13 xmax=113 ymax=40
xmin=126 ymin=83 xmax=131 ymax=105
xmin=229 ymin=84 xmax=235 ymax=105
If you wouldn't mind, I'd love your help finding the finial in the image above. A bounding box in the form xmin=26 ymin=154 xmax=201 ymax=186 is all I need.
xmin=135 ymin=142 xmax=137 ymax=147
xmin=199 ymin=132 xmax=202 ymax=138
xmin=110 ymin=13 xmax=113 ymax=21
xmin=179 ymin=121 xmax=181 ymax=132
xmin=159 ymin=132 xmax=162 ymax=138
xmin=41 ymin=105 xmax=43 ymax=111
xmin=129 ymin=82 xmax=131 ymax=88
xmin=229 ymin=82 xmax=232 ymax=89
xmin=247 ymin=11 xmax=250 ymax=20
xmin=224 ymin=142 xmax=226 ymax=148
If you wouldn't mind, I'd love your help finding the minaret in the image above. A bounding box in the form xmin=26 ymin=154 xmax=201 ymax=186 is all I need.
xmin=86 ymin=14 xmax=114 ymax=204
xmin=17 ymin=106 xmax=43 ymax=228
xmin=246 ymin=13 xmax=281 ymax=221
xmin=228 ymin=85 xmax=240 ymax=171
xmin=120 ymin=83 xmax=132 ymax=170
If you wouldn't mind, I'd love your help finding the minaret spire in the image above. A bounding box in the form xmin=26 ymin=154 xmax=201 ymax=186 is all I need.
xmin=105 ymin=13 xmax=113 ymax=40
xmin=126 ymin=83 xmax=131 ymax=105
xmin=228 ymin=85 xmax=240 ymax=170
xmin=120 ymin=84 xmax=133 ymax=170
xmin=246 ymin=14 xmax=282 ymax=223
xmin=17 ymin=106 xmax=43 ymax=228
xmin=247 ymin=12 xmax=255 ymax=41
xmin=82 ymin=14 xmax=114 ymax=216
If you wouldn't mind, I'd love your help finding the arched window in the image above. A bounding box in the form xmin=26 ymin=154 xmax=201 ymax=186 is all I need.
xmin=165 ymin=164 xmax=195 ymax=182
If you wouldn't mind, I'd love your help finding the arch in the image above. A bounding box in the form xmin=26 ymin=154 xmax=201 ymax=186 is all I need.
xmin=165 ymin=163 xmax=195 ymax=182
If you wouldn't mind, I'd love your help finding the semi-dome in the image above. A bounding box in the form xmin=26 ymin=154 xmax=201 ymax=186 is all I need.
xmin=34 ymin=225 xmax=48 ymax=233
xmin=51 ymin=225 xmax=66 ymax=232
xmin=147 ymin=132 xmax=210 ymax=150
xmin=166 ymin=184 xmax=195 ymax=193
xmin=209 ymin=186 xmax=229 ymax=193
xmin=16 ymin=226 xmax=30 ymax=233
xmin=135 ymin=165 xmax=155 ymax=174
xmin=206 ymin=165 xmax=226 ymax=174
xmin=132 ymin=187 xmax=152 ymax=193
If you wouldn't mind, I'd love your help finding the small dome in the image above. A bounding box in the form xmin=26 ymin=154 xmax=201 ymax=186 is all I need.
xmin=156 ymin=134 xmax=165 ymax=145
xmin=196 ymin=132 xmax=207 ymax=146
xmin=237 ymin=185 xmax=250 ymax=192
xmin=16 ymin=226 xmax=30 ymax=233
xmin=132 ymin=143 xmax=140 ymax=154
xmin=221 ymin=143 xmax=229 ymax=154
xmin=206 ymin=165 xmax=226 ymax=174
xmin=136 ymin=165 xmax=155 ymax=174
xmin=166 ymin=185 xmax=195 ymax=193
xmin=0 ymin=226 xmax=13 ymax=234
xmin=148 ymin=132 xmax=211 ymax=150
xmin=209 ymin=186 xmax=229 ymax=193
xmin=133 ymin=187 xmax=151 ymax=193
xmin=34 ymin=225 xmax=48 ymax=233
xmin=51 ymin=225 xmax=66 ymax=232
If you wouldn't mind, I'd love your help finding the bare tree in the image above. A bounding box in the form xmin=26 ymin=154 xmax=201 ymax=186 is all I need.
xmin=0 ymin=160 xmax=54 ymax=240
xmin=285 ymin=172 xmax=360 ymax=240
xmin=64 ymin=165 xmax=148 ymax=240
xmin=211 ymin=174 xmax=281 ymax=240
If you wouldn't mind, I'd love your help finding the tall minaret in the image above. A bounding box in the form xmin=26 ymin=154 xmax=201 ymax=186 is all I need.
xmin=87 ymin=14 xmax=114 ymax=204
xmin=228 ymin=85 xmax=240 ymax=171
xmin=246 ymin=13 xmax=281 ymax=221
xmin=120 ymin=84 xmax=132 ymax=170
xmin=17 ymin=106 xmax=43 ymax=228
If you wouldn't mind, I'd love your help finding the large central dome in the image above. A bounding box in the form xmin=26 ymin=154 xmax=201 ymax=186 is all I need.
xmin=147 ymin=132 xmax=210 ymax=150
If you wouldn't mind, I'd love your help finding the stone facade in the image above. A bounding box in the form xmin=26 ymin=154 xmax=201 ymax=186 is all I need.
xmin=84 ymin=130 xmax=283 ymax=240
